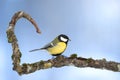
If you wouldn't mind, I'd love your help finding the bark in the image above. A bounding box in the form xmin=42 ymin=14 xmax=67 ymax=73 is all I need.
xmin=6 ymin=11 xmax=120 ymax=75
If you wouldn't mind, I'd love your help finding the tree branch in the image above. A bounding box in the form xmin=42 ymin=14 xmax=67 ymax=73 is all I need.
xmin=6 ymin=11 xmax=120 ymax=75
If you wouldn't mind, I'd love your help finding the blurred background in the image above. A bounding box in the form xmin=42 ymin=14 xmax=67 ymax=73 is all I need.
xmin=0 ymin=0 xmax=120 ymax=80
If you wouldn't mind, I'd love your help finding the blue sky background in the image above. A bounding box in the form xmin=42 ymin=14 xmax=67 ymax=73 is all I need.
xmin=0 ymin=0 xmax=120 ymax=80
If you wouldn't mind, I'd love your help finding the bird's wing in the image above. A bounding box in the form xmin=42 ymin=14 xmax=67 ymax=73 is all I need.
xmin=40 ymin=42 xmax=56 ymax=49
xmin=41 ymin=37 xmax=59 ymax=49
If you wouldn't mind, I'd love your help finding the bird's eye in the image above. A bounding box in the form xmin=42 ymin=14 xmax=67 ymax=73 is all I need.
xmin=60 ymin=36 xmax=68 ymax=42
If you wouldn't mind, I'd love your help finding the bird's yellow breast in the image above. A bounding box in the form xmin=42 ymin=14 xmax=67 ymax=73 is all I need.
xmin=47 ymin=42 xmax=66 ymax=55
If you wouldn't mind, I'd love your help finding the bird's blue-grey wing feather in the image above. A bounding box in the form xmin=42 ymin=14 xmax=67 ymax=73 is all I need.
xmin=40 ymin=42 xmax=55 ymax=49
xmin=29 ymin=42 xmax=55 ymax=52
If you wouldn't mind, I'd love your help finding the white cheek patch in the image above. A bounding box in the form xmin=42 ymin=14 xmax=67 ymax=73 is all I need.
xmin=60 ymin=37 xmax=68 ymax=42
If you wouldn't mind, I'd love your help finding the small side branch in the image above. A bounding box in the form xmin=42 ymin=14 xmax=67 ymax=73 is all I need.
xmin=6 ymin=11 xmax=41 ymax=75
xmin=6 ymin=11 xmax=120 ymax=76
xmin=8 ymin=11 xmax=41 ymax=33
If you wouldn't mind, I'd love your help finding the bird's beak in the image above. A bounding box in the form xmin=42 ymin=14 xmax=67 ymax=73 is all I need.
xmin=69 ymin=39 xmax=71 ymax=41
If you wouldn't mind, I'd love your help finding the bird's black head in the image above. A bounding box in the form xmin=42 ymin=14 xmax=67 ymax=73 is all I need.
xmin=58 ymin=34 xmax=70 ymax=43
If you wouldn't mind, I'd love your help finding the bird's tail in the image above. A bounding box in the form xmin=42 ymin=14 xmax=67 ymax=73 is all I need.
xmin=29 ymin=49 xmax=41 ymax=52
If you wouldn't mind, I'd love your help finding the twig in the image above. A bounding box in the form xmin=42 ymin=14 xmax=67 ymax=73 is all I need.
xmin=6 ymin=11 xmax=41 ymax=75
xmin=6 ymin=11 xmax=120 ymax=75
xmin=7 ymin=11 xmax=41 ymax=33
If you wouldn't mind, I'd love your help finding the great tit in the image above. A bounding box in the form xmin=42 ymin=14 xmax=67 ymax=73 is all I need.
xmin=29 ymin=34 xmax=70 ymax=56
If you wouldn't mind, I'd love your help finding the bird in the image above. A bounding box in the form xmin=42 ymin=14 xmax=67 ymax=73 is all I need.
xmin=29 ymin=34 xmax=70 ymax=56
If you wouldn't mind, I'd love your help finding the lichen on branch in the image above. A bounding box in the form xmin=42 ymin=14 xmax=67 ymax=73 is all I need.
xmin=6 ymin=11 xmax=120 ymax=75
